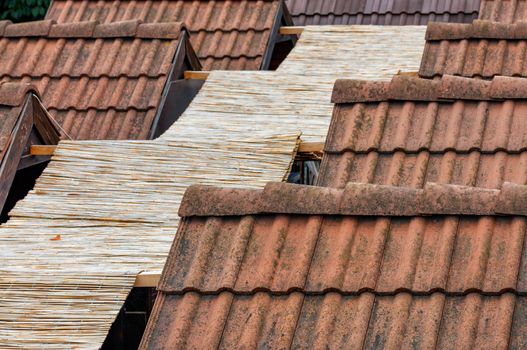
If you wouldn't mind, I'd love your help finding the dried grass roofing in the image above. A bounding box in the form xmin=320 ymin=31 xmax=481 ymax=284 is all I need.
xmin=0 ymin=25 xmax=425 ymax=348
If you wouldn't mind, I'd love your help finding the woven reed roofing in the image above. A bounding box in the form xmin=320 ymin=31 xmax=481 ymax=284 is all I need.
xmin=0 ymin=25 xmax=425 ymax=348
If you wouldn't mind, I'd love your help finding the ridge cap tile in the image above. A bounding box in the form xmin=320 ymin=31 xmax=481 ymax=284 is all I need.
xmin=0 ymin=20 xmax=11 ymax=36
xmin=0 ymin=19 xmax=185 ymax=39
xmin=137 ymin=22 xmax=184 ymax=39
xmin=427 ymin=19 xmax=527 ymax=40
xmin=497 ymin=182 xmax=527 ymax=215
xmin=179 ymin=182 xmax=527 ymax=217
xmin=422 ymin=183 xmax=498 ymax=215
xmin=49 ymin=21 xmax=98 ymax=37
xmin=332 ymin=75 xmax=527 ymax=103
xmin=92 ymin=19 xmax=142 ymax=37
xmin=0 ymin=82 xmax=38 ymax=107
xmin=4 ymin=19 xmax=55 ymax=37
xmin=341 ymin=183 xmax=421 ymax=216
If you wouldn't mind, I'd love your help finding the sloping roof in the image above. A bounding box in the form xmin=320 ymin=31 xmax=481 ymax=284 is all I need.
xmin=0 ymin=26 xmax=426 ymax=348
xmin=0 ymin=82 xmax=60 ymax=213
xmin=319 ymin=74 xmax=527 ymax=188
xmin=139 ymin=181 xmax=527 ymax=348
xmin=0 ymin=19 xmax=198 ymax=140
xmin=286 ymin=0 xmax=479 ymax=25
xmin=479 ymin=0 xmax=527 ymax=22
xmin=420 ymin=20 xmax=527 ymax=78
xmin=177 ymin=26 xmax=425 ymax=143
xmin=46 ymin=0 xmax=288 ymax=70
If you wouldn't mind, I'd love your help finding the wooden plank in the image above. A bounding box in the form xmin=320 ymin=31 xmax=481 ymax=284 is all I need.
xmin=0 ymin=97 xmax=34 ymax=213
xmin=397 ymin=71 xmax=419 ymax=76
xmin=30 ymin=145 xmax=56 ymax=156
xmin=134 ymin=271 xmax=161 ymax=287
xmin=279 ymin=26 xmax=304 ymax=35
xmin=184 ymin=71 xmax=209 ymax=80
xmin=298 ymin=142 xmax=324 ymax=154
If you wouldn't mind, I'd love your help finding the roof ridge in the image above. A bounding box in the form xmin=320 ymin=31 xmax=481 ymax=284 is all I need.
xmin=157 ymin=286 xmax=526 ymax=296
xmin=0 ymin=19 xmax=185 ymax=39
xmin=178 ymin=182 xmax=527 ymax=217
xmin=293 ymin=10 xmax=480 ymax=17
xmin=427 ymin=20 xmax=527 ymax=40
xmin=0 ymin=82 xmax=39 ymax=107
xmin=331 ymin=75 xmax=527 ymax=103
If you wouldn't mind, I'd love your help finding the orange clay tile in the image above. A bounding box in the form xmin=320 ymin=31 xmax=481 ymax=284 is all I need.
xmin=0 ymin=19 xmax=198 ymax=140
xmin=46 ymin=0 xmax=290 ymax=70
xmin=285 ymin=0 xmax=479 ymax=25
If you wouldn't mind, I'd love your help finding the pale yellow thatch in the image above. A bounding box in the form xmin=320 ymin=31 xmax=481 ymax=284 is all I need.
xmin=0 ymin=26 xmax=425 ymax=348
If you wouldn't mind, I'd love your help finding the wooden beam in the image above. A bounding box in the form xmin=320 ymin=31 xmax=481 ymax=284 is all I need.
xmin=184 ymin=71 xmax=209 ymax=80
xmin=397 ymin=71 xmax=419 ymax=77
xmin=134 ymin=271 xmax=161 ymax=287
xmin=30 ymin=145 xmax=56 ymax=156
xmin=279 ymin=26 xmax=304 ymax=35
xmin=298 ymin=142 xmax=324 ymax=154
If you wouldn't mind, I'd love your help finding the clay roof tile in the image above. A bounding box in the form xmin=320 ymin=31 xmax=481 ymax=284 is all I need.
xmin=4 ymin=19 xmax=55 ymax=37
xmin=48 ymin=21 xmax=98 ymax=38
xmin=0 ymin=82 xmax=38 ymax=107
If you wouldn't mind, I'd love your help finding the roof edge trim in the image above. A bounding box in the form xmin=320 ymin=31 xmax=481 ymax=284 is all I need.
xmin=1 ymin=19 xmax=185 ymax=39
xmin=426 ymin=20 xmax=527 ymax=40
xmin=178 ymin=182 xmax=527 ymax=217
xmin=331 ymin=75 xmax=527 ymax=103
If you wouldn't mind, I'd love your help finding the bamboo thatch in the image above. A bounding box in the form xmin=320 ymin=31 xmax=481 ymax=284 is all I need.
xmin=170 ymin=26 xmax=427 ymax=142
xmin=0 ymin=26 xmax=425 ymax=348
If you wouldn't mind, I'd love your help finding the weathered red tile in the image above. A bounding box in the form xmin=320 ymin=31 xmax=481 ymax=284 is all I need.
xmin=421 ymin=21 xmax=527 ymax=78
xmin=0 ymin=20 xmax=199 ymax=140
xmin=46 ymin=0 xmax=292 ymax=70
xmin=285 ymin=0 xmax=479 ymax=25
xmin=141 ymin=292 xmax=527 ymax=349
xmin=479 ymin=0 xmax=527 ymax=23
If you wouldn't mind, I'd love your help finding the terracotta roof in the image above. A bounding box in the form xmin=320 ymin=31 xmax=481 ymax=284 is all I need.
xmin=285 ymin=0 xmax=479 ymax=25
xmin=420 ymin=20 xmax=527 ymax=78
xmin=0 ymin=19 xmax=198 ymax=140
xmin=46 ymin=0 xmax=289 ymax=70
xmin=479 ymin=0 xmax=527 ymax=22
xmin=144 ymin=292 xmax=524 ymax=349
xmin=318 ymin=74 xmax=527 ymax=188
xmin=179 ymin=181 xmax=527 ymax=217
xmin=140 ymin=181 xmax=527 ymax=348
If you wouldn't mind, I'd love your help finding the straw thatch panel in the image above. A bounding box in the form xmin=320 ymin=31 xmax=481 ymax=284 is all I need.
xmin=169 ymin=26 xmax=427 ymax=142
xmin=0 ymin=26 xmax=425 ymax=348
